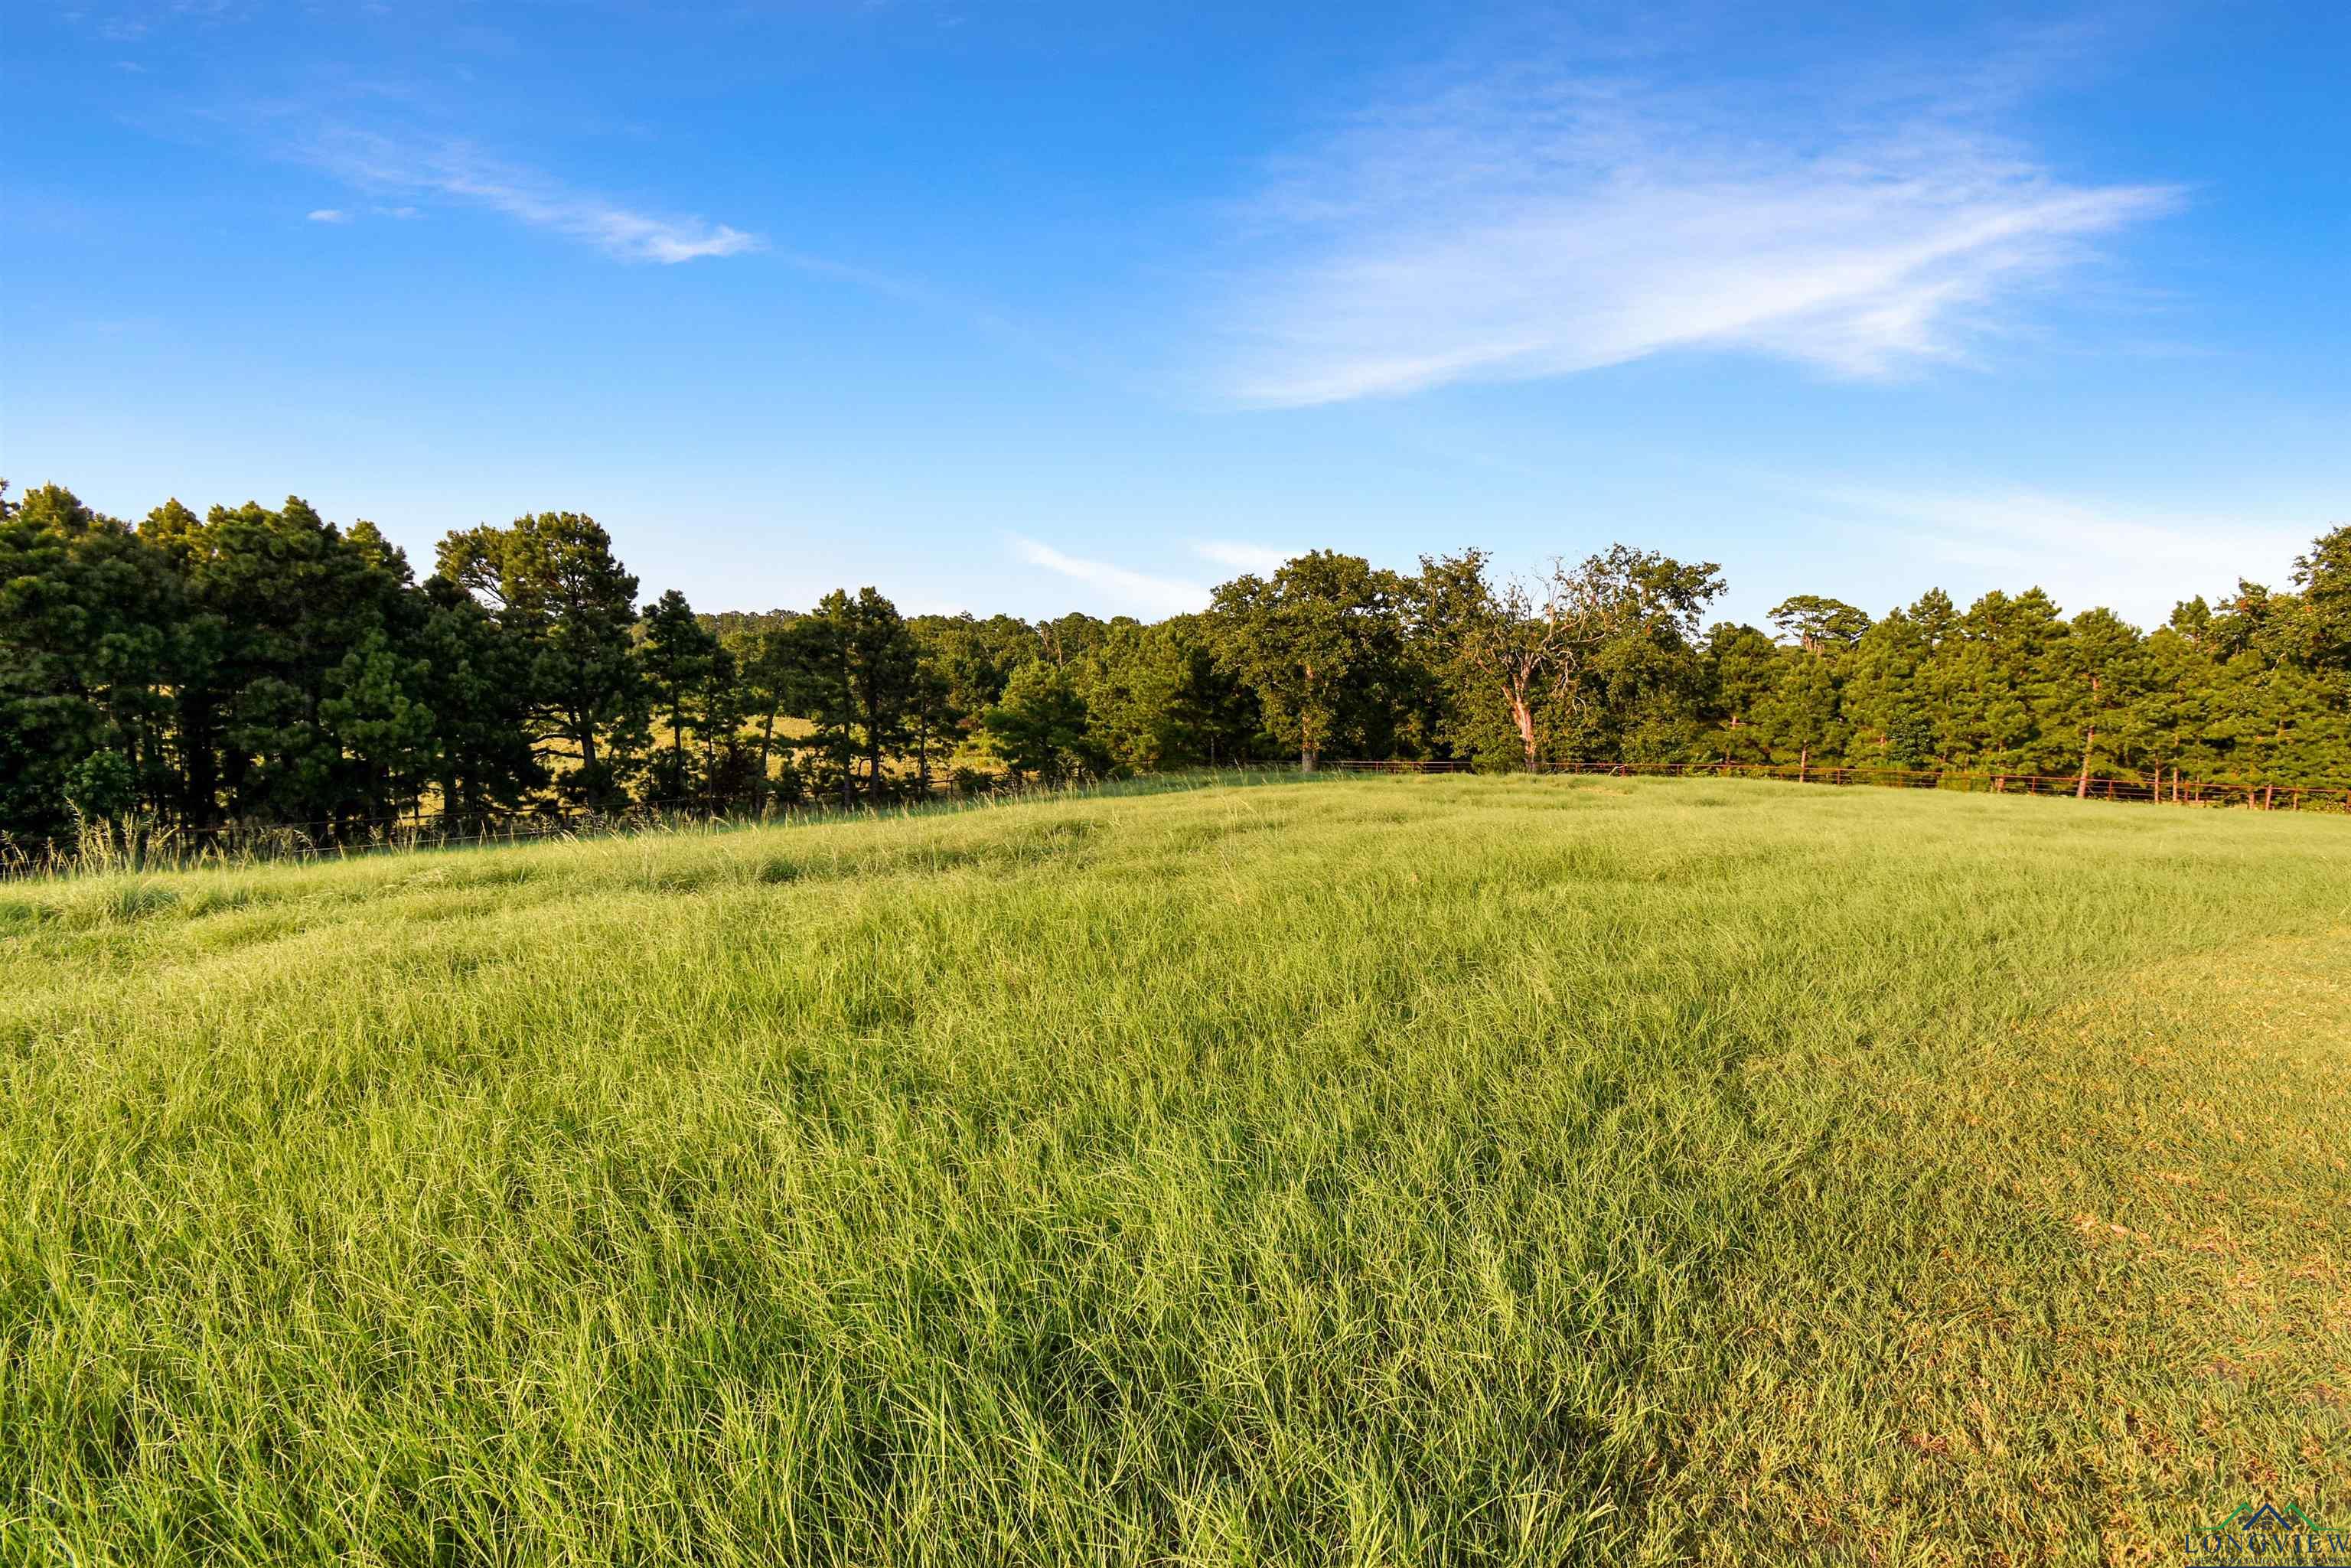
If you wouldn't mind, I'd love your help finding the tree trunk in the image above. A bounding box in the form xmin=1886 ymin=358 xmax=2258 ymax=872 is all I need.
xmin=1798 ymin=747 xmax=1808 ymax=783
xmin=1509 ymin=686 xmax=1537 ymax=773
xmin=183 ymin=697 xmax=220 ymax=830
xmin=1299 ymin=660 xmax=1318 ymax=772
xmin=756 ymin=709 xmax=778 ymax=807
xmin=2076 ymin=726 xmax=2094 ymax=799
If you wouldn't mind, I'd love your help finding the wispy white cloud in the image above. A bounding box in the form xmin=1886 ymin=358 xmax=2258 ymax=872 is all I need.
xmin=1814 ymin=484 xmax=2315 ymax=626
xmin=306 ymin=207 xmax=351 ymax=223
xmin=1010 ymin=537 xmax=1208 ymax=616
xmin=1220 ymin=59 xmax=2180 ymax=406
xmin=299 ymin=129 xmax=758 ymax=263
xmin=1190 ymin=540 xmax=1297 ymax=577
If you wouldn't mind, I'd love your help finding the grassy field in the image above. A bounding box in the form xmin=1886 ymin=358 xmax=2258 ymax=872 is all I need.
xmin=4 ymin=774 xmax=2346 ymax=1566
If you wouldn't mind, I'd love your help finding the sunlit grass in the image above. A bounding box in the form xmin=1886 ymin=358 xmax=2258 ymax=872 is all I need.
xmin=3 ymin=775 xmax=2346 ymax=1565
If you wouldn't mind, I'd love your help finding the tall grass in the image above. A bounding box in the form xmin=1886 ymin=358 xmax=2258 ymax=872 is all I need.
xmin=2 ymin=774 xmax=2346 ymax=1565
xmin=0 ymin=768 xmax=1300 ymax=882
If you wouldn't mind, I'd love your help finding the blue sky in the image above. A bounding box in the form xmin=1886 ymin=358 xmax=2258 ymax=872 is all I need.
xmin=8 ymin=1 xmax=2346 ymax=629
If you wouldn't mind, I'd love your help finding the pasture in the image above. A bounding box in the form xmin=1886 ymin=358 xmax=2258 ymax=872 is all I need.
xmin=3 ymin=774 xmax=2346 ymax=1566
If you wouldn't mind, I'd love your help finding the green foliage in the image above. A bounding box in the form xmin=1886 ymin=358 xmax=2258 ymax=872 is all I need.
xmin=1767 ymin=593 xmax=1871 ymax=652
xmin=1700 ymin=621 xmax=1782 ymax=761
xmin=1414 ymin=548 xmax=1550 ymax=771
xmin=441 ymin=511 xmax=646 ymax=809
xmin=640 ymin=588 xmax=719 ymax=805
xmin=1549 ymin=546 xmax=1723 ymax=761
xmin=1210 ymin=550 xmax=1410 ymax=768
xmin=414 ymin=575 xmax=545 ymax=826
xmin=1415 ymin=546 xmax=1726 ymax=769
xmin=60 ymin=748 xmax=137 ymax=821
xmin=0 ymin=475 xmax=2344 ymax=845
xmin=909 ymin=611 xmax=1036 ymax=719
xmin=162 ymin=497 xmax=422 ymax=830
xmin=720 ymin=615 xmax=804 ymax=808
xmin=0 ymin=484 xmax=175 ymax=836
xmin=2294 ymin=522 xmax=2351 ymax=667
xmin=981 ymin=659 xmax=1101 ymax=783
xmin=1063 ymin=618 xmax=1260 ymax=773
xmin=318 ymin=629 xmax=436 ymax=820
xmin=1753 ymin=649 xmax=1844 ymax=768
xmin=790 ymin=588 xmax=919 ymax=807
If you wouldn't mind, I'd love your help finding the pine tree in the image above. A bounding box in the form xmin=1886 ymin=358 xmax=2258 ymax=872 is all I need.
xmin=1755 ymin=650 xmax=1844 ymax=776
xmin=984 ymin=660 xmax=1098 ymax=784
xmin=725 ymin=618 xmax=804 ymax=808
xmin=2049 ymin=608 xmax=2148 ymax=793
xmin=1700 ymin=623 xmax=1782 ymax=762
xmin=415 ymin=575 xmax=545 ymax=827
xmin=439 ymin=513 xmax=645 ymax=811
xmin=0 ymin=484 xmax=175 ymax=838
xmin=639 ymin=589 xmax=718 ymax=807
xmin=790 ymin=588 xmax=918 ymax=805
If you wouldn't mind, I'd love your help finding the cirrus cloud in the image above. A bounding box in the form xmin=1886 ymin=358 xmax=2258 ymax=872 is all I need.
xmin=298 ymin=128 xmax=759 ymax=264
xmin=1220 ymin=62 xmax=2181 ymax=405
xmin=1010 ymin=537 xmax=1208 ymax=617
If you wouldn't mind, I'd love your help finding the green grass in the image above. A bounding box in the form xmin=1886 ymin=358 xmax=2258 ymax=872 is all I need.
xmin=4 ymin=774 xmax=2346 ymax=1566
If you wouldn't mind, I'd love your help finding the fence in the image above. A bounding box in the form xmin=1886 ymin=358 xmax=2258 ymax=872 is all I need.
xmin=1332 ymin=760 xmax=1477 ymax=775
xmin=1 ymin=768 xmax=1309 ymax=882
xmin=1331 ymin=758 xmax=2351 ymax=813
xmin=2 ymin=778 xmax=993 ymax=881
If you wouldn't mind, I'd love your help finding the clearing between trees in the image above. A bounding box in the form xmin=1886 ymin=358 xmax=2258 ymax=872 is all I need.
xmin=3 ymin=774 xmax=2346 ymax=1566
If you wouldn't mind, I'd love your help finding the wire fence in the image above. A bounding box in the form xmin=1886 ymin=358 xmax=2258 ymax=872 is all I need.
xmin=0 ymin=769 xmax=1305 ymax=882
xmin=1331 ymin=758 xmax=2351 ymax=813
xmin=0 ymin=784 xmax=986 ymax=882
xmin=12 ymin=757 xmax=2339 ymax=881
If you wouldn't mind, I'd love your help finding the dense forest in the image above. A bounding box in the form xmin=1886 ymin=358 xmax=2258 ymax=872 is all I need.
xmin=3 ymin=478 xmax=2346 ymax=845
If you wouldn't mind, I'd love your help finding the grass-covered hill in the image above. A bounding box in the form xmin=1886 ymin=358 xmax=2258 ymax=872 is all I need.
xmin=4 ymin=775 xmax=2347 ymax=1566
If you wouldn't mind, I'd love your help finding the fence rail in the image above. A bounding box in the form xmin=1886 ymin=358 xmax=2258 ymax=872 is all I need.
xmin=1332 ymin=758 xmax=2351 ymax=813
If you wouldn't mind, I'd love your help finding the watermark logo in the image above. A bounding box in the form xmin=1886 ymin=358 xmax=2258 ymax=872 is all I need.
xmin=2184 ymin=1500 xmax=2347 ymax=1565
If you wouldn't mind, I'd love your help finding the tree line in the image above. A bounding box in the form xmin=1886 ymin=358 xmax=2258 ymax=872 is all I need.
xmin=3 ymin=479 xmax=2346 ymax=844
